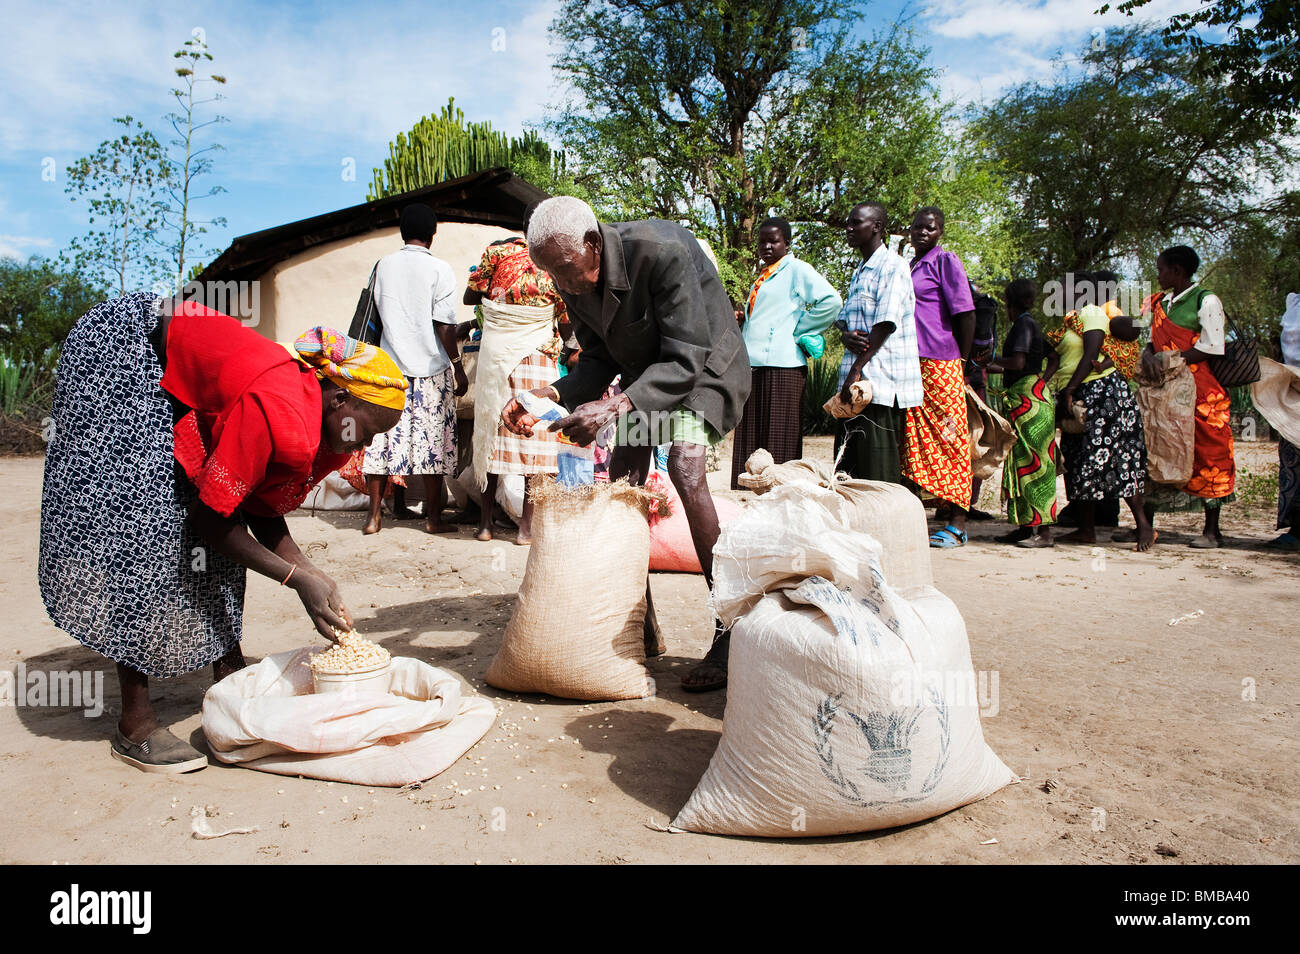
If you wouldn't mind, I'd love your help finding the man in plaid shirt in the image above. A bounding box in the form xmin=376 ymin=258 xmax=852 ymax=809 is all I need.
xmin=835 ymin=202 xmax=922 ymax=483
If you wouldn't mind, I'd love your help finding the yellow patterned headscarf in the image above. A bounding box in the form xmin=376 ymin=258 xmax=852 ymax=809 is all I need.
xmin=290 ymin=327 xmax=408 ymax=411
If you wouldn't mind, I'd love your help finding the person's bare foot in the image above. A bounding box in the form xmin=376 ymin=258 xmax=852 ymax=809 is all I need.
xmin=474 ymin=525 xmax=492 ymax=542
xmin=514 ymin=532 xmax=531 ymax=546
xmin=425 ymin=519 xmax=458 ymax=534
xmin=1055 ymin=528 xmax=1096 ymax=544
xmin=1135 ymin=527 xmax=1158 ymax=552
xmin=363 ymin=516 xmax=381 ymax=535
xmin=681 ymin=629 xmax=729 ymax=693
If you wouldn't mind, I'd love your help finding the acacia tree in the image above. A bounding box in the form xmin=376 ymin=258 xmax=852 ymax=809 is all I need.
xmin=548 ymin=0 xmax=1020 ymax=299
xmin=63 ymin=116 xmax=172 ymax=296
xmin=159 ymin=34 xmax=228 ymax=291
xmin=969 ymin=25 xmax=1296 ymax=288
xmin=1101 ymin=0 xmax=1299 ymax=132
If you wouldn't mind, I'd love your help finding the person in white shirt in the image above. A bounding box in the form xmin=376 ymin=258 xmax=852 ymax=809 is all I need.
xmin=362 ymin=205 xmax=468 ymax=534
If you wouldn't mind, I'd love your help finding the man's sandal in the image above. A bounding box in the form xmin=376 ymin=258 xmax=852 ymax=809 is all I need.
xmin=929 ymin=524 xmax=967 ymax=548
xmin=111 ymin=727 xmax=208 ymax=774
xmin=681 ymin=628 xmax=730 ymax=693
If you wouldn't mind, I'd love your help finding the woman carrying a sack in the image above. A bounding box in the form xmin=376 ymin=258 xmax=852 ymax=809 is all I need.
xmin=39 ymin=299 xmax=406 ymax=773
xmin=982 ymin=279 xmax=1057 ymax=547
xmin=1139 ymin=245 xmax=1234 ymax=549
xmin=465 ymin=226 xmax=568 ymax=544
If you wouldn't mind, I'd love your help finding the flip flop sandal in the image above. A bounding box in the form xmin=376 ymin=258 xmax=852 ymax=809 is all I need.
xmin=929 ymin=525 xmax=968 ymax=548
xmin=681 ymin=629 xmax=730 ymax=693
xmin=111 ymin=727 xmax=208 ymax=774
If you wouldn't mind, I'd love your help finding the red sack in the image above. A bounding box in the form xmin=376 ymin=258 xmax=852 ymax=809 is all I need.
xmin=648 ymin=477 xmax=745 ymax=573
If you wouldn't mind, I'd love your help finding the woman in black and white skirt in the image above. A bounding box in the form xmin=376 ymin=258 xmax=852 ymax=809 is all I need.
xmin=39 ymin=294 xmax=405 ymax=773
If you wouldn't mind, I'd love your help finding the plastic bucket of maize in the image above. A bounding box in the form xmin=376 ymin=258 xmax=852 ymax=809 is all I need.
xmin=311 ymin=661 xmax=392 ymax=695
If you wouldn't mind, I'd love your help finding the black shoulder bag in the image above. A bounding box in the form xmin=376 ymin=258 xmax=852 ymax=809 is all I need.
xmin=347 ymin=264 xmax=382 ymax=345
xmin=1203 ymin=290 xmax=1260 ymax=388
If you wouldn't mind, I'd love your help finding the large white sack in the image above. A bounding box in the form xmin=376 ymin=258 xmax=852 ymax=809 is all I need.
xmin=202 ymin=649 xmax=496 ymax=787
xmin=678 ymin=505 xmax=1015 ymax=837
xmin=449 ymin=460 xmax=524 ymax=522
xmin=731 ymin=456 xmax=933 ymax=594
xmin=299 ymin=472 xmax=369 ymax=511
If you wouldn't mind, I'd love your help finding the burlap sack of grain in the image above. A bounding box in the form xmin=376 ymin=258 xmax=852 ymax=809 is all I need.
xmin=735 ymin=453 xmax=932 ymax=594
xmin=1137 ymin=352 xmax=1196 ymax=485
xmin=202 ymin=649 xmax=497 ymax=787
xmin=455 ymin=339 xmax=479 ymax=420
xmin=485 ymin=479 xmax=658 ymax=700
xmin=673 ymin=496 xmax=1016 ymax=837
xmin=966 ymin=384 xmax=1015 ymax=481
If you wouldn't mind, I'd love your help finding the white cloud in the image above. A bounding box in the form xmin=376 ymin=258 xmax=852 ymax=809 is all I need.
xmin=922 ymin=0 xmax=1192 ymax=43
xmin=0 ymin=234 xmax=55 ymax=260
xmin=0 ymin=1 xmax=563 ymax=162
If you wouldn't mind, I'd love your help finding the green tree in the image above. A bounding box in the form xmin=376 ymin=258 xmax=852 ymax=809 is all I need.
xmin=367 ymin=98 xmax=568 ymax=200
xmin=159 ymin=34 xmax=229 ymax=291
xmin=970 ymin=25 xmax=1296 ymax=288
xmin=1101 ymin=0 xmax=1299 ymax=132
xmin=0 ymin=256 xmax=106 ymax=369
xmin=547 ymin=1 xmax=1019 ymax=301
xmin=63 ymin=116 xmax=172 ymax=296
xmin=1199 ymin=191 xmax=1300 ymax=351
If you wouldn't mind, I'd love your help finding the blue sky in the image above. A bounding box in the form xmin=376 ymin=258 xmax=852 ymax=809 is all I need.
xmin=0 ymin=0 xmax=1192 ymax=265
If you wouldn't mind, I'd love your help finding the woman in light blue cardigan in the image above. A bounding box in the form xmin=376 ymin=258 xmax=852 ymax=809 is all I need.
xmin=730 ymin=217 xmax=843 ymax=488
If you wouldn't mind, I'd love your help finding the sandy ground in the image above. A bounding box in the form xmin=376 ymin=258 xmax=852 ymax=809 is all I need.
xmin=1 ymin=436 xmax=1296 ymax=865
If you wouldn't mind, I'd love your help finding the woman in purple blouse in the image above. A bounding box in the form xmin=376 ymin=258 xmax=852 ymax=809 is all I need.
xmin=903 ymin=207 xmax=977 ymax=548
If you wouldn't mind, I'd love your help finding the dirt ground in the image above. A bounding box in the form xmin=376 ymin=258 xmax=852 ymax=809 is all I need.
xmin=1 ymin=436 xmax=1295 ymax=865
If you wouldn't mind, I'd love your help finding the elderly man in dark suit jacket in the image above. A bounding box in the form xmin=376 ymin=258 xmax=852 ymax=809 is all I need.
xmin=501 ymin=196 xmax=751 ymax=692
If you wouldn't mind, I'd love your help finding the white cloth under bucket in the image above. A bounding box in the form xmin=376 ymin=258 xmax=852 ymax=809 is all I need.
xmin=202 ymin=649 xmax=497 ymax=787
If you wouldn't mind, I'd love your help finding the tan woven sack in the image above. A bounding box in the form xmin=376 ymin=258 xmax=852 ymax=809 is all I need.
xmin=485 ymin=479 xmax=657 ymax=700
xmin=1137 ymin=352 xmax=1197 ymax=486
xmin=965 ymin=384 xmax=1015 ymax=481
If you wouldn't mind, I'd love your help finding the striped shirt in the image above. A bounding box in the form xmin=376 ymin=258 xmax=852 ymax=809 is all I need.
xmin=837 ymin=243 xmax=923 ymax=409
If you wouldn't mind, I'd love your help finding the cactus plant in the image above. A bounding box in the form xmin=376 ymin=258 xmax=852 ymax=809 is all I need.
xmin=367 ymin=98 xmax=564 ymax=200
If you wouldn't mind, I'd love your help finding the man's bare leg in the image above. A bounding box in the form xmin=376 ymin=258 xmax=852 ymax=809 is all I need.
xmin=424 ymin=475 xmax=456 ymax=533
xmin=363 ymin=474 xmax=385 ymax=535
xmin=476 ymin=473 xmax=499 ymax=541
xmin=667 ymin=442 xmax=728 ymax=692
xmin=517 ymin=475 xmax=538 ymax=545
xmin=391 ymin=485 xmax=419 ymax=520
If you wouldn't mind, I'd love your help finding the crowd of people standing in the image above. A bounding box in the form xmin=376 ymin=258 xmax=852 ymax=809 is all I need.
xmin=35 ymin=192 xmax=1296 ymax=772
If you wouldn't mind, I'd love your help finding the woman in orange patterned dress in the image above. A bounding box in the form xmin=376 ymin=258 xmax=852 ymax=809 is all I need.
xmin=1140 ymin=245 xmax=1234 ymax=548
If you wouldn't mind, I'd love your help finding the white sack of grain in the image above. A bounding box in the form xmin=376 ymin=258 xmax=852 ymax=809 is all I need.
xmin=674 ymin=489 xmax=1015 ymax=837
